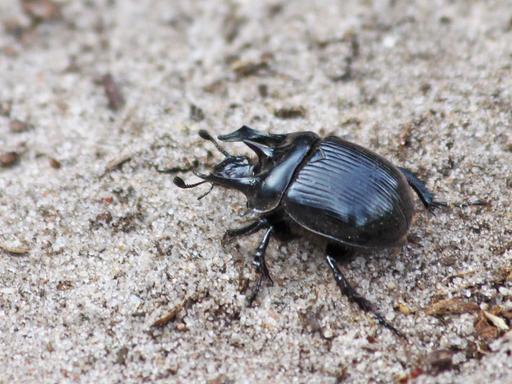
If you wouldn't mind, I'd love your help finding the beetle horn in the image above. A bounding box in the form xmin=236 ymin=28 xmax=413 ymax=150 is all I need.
xmin=198 ymin=129 xmax=231 ymax=158
xmin=243 ymin=140 xmax=275 ymax=159
xmin=218 ymin=125 xmax=285 ymax=146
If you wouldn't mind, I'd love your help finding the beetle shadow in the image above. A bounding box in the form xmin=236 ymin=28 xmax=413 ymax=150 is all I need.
xmin=325 ymin=242 xmax=357 ymax=266
xmin=326 ymin=241 xmax=407 ymax=278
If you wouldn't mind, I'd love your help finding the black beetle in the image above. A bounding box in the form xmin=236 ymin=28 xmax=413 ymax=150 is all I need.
xmin=170 ymin=126 xmax=446 ymax=337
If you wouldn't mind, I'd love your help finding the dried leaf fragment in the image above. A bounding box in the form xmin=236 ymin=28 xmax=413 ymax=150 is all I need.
xmin=103 ymin=152 xmax=132 ymax=174
xmin=56 ymin=280 xmax=73 ymax=291
xmin=0 ymin=100 xmax=12 ymax=116
xmin=483 ymin=311 xmax=509 ymax=331
xmin=101 ymin=74 xmax=125 ymax=111
xmin=273 ymin=106 xmax=307 ymax=119
xmin=0 ymin=243 xmax=30 ymax=255
xmin=425 ymin=298 xmax=479 ymax=316
xmin=231 ymin=60 xmax=268 ymax=77
xmin=475 ymin=311 xmax=500 ymax=340
xmin=22 ymin=0 xmax=61 ymax=23
xmin=425 ymin=349 xmax=454 ymax=373
xmin=9 ymin=119 xmax=30 ymax=133
xmin=152 ymin=304 xmax=182 ymax=328
xmin=152 ymin=291 xmax=206 ymax=328
xmin=399 ymin=122 xmax=413 ymax=147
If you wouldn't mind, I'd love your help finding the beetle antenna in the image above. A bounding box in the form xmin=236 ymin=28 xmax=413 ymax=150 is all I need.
xmin=173 ymin=176 xmax=207 ymax=189
xmin=197 ymin=184 xmax=214 ymax=200
xmin=198 ymin=130 xmax=231 ymax=158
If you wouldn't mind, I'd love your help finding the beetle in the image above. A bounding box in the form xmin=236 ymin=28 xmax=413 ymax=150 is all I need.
xmin=169 ymin=126 xmax=446 ymax=337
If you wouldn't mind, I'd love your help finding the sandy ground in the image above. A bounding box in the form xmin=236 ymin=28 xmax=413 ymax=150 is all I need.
xmin=1 ymin=1 xmax=511 ymax=383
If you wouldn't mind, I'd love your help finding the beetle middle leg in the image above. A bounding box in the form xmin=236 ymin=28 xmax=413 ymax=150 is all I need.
xmin=399 ymin=167 xmax=447 ymax=211
xmin=223 ymin=218 xmax=275 ymax=304
xmin=325 ymin=244 xmax=405 ymax=338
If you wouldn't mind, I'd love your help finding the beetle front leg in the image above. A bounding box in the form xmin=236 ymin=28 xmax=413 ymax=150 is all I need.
xmin=399 ymin=167 xmax=447 ymax=211
xmin=326 ymin=246 xmax=405 ymax=338
xmin=222 ymin=217 xmax=270 ymax=245
xmin=248 ymin=226 xmax=274 ymax=306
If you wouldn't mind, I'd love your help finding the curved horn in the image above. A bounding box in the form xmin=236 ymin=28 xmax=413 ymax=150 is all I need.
xmin=243 ymin=140 xmax=275 ymax=159
xmin=218 ymin=125 xmax=285 ymax=146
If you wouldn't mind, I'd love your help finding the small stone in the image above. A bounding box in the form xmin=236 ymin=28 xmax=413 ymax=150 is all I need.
xmin=0 ymin=152 xmax=19 ymax=167
xmin=9 ymin=119 xmax=30 ymax=133
xmin=176 ymin=322 xmax=187 ymax=332
xmin=397 ymin=303 xmax=413 ymax=315
xmin=189 ymin=104 xmax=205 ymax=122
xmin=322 ymin=328 xmax=334 ymax=339
xmin=49 ymin=158 xmax=61 ymax=169
xmin=115 ymin=346 xmax=129 ymax=365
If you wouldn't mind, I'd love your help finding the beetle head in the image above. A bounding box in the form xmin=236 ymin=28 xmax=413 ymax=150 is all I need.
xmin=173 ymin=130 xmax=257 ymax=198
xmin=172 ymin=127 xmax=318 ymax=210
xmin=209 ymin=155 xmax=254 ymax=180
xmin=218 ymin=125 xmax=286 ymax=173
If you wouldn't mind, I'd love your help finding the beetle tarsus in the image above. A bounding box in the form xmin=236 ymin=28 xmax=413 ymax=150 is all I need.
xmin=430 ymin=200 xmax=448 ymax=209
xmin=247 ymin=226 xmax=274 ymax=305
xmin=452 ymin=199 xmax=490 ymax=209
xmin=427 ymin=200 xmax=448 ymax=216
xmin=326 ymin=253 xmax=406 ymax=339
xmin=399 ymin=167 xmax=445 ymax=212
xmin=248 ymin=272 xmax=265 ymax=307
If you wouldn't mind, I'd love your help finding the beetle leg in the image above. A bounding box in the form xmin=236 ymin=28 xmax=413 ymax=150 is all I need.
xmin=325 ymin=249 xmax=405 ymax=338
xmin=222 ymin=217 xmax=270 ymax=245
xmin=399 ymin=167 xmax=447 ymax=211
xmin=248 ymin=226 xmax=274 ymax=306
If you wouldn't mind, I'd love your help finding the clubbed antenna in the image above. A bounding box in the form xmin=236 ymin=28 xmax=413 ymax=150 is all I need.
xmin=173 ymin=176 xmax=207 ymax=189
xmin=174 ymin=175 xmax=214 ymax=200
xmin=198 ymin=129 xmax=231 ymax=157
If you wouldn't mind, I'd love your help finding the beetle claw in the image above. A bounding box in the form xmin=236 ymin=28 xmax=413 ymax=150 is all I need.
xmin=451 ymin=199 xmax=491 ymax=209
xmin=247 ymin=274 xmax=264 ymax=307
xmin=371 ymin=311 xmax=407 ymax=339
xmin=221 ymin=232 xmax=235 ymax=246
xmin=427 ymin=200 xmax=448 ymax=216
xmin=247 ymin=269 xmax=273 ymax=306
xmin=430 ymin=200 xmax=448 ymax=209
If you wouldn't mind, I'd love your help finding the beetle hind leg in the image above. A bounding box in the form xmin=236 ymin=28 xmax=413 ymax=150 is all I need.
xmin=399 ymin=167 xmax=447 ymax=211
xmin=326 ymin=245 xmax=405 ymax=338
xmin=248 ymin=227 xmax=274 ymax=306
